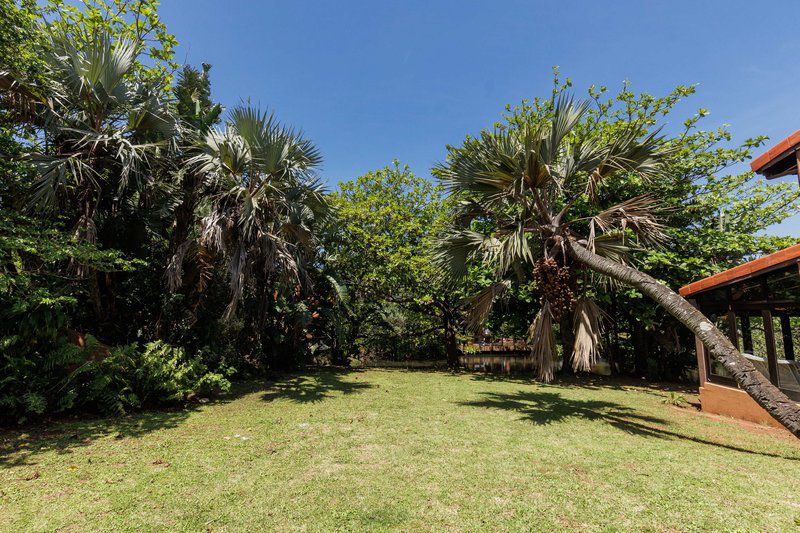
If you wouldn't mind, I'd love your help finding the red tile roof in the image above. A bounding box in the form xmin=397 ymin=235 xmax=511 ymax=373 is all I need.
xmin=750 ymin=130 xmax=800 ymax=175
xmin=679 ymin=244 xmax=800 ymax=297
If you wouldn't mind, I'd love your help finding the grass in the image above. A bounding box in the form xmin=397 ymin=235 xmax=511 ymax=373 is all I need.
xmin=2 ymin=369 xmax=799 ymax=531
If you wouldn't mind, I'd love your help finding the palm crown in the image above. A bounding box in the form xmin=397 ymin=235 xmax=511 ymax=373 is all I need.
xmin=188 ymin=105 xmax=328 ymax=319
xmin=23 ymin=30 xmax=175 ymax=243
xmin=435 ymin=95 xmax=671 ymax=380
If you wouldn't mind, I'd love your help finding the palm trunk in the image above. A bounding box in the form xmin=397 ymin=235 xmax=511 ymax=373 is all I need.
xmin=567 ymin=239 xmax=800 ymax=438
xmin=559 ymin=314 xmax=575 ymax=374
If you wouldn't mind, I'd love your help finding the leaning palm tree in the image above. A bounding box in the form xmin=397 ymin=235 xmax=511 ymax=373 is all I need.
xmin=185 ymin=105 xmax=327 ymax=320
xmin=435 ymin=95 xmax=800 ymax=437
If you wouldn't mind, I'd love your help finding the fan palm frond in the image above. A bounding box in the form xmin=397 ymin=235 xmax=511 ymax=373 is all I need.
xmin=434 ymin=229 xmax=502 ymax=279
xmin=591 ymin=195 xmax=667 ymax=245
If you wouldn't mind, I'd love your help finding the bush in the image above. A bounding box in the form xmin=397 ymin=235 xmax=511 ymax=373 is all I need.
xmin=97 ymin=341 xmax=232 ymax=415
xmin=0 ymin=336 xmax=103 ymax=424
xmin=0 ymin=338 xmax=233 ymax=423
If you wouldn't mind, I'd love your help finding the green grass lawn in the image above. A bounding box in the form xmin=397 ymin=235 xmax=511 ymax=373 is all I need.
xmin=2 ymin=369 xmax=799 ymax=531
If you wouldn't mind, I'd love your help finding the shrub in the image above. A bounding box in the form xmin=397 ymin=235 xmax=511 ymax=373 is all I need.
xmin=0 ymin=336 xmax=103 ymax=424
xmin=97 ymin=341 xmax=231 ymax=415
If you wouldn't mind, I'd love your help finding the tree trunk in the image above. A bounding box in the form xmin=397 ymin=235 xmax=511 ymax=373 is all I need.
xmin=559 ymin=314 xmax=575 ymax=374
xmin=443 ymin=310 xmax=460 ymax=368
xmin=633 ymin=319 xmax=648 ymax=377
xmin=567 ymin=239 xmax=800 ymax=438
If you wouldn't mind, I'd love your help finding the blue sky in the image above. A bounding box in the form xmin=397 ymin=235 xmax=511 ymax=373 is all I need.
xmin=157 ymin=0 xmax=800 ymax=236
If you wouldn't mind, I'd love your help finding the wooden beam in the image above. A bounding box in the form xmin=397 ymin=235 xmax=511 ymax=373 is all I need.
xmin=796 ymin=149 xmax=800 ymax=187
xmin=781 ymin=314 xmax=795 ymax=361
xmin=762 ymin=309 xmax=780 ymax=386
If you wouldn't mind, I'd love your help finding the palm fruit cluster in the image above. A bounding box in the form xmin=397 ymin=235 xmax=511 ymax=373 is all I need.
xmin=532 ymin=257 xmax=576 ymax=320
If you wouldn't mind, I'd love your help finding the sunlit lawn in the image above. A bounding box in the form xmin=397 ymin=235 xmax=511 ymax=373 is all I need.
xmin=2 ymin=369 xmax=799 ymax=531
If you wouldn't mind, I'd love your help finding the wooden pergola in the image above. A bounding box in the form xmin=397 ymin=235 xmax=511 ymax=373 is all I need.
xmin=681 ymin=246 xmax=800 ymax=425
xmin=678 ymin=131 xmax=800 ymax=425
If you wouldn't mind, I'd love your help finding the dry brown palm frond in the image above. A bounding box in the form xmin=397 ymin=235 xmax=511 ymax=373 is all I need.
xmin=199 ymin=211 xmax=225 ymax=252
xmin=585 ymin=167 xmax=604 ymax=203
xmin=166 ymin=240 xmax=191 ymax=293
xmin=528 ymin=301 xmax=556 ymax=382
xmin=464 ymin=280 xmax=511 ymax=333
xmin=0 ymin=69 xmax=49 ymax=122
xmin=195 ymin=245 xmax=214 ymax=294
xmin=572 ymin=297 xmax=605 ymax=372
xmin=591 ymin=195 xmax=667 ymax=245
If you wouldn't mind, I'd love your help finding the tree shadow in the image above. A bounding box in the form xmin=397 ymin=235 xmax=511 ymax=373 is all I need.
xmin=260 ymin=368 xmax=374 ymax=404
xmin=0 ymin=371 xmax=371 ymax=468
xmin=467 ymin=372 xmax=698 ymax=396
xmin=0 ymin=381 xmax=261 ymax=469
xmin=459 ymin=390 xmax=800 ymax=461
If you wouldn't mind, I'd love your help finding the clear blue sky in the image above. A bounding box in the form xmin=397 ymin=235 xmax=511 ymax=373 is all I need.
xmin=157 ymin=0 xmax=800 ymax=236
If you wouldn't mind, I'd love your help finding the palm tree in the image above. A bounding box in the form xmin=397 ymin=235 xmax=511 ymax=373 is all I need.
xmin=185 ymin=105 xmax=328 ymax=321
xmin=24 ymin=30 xmax=175 ymax=242
xmin=9 ymin=28 xmax=175 ymax=317
xmin=435 ymin=95 xmax=800 ymax=437
xmin=164 ymin=64 xmax=221 ymax=296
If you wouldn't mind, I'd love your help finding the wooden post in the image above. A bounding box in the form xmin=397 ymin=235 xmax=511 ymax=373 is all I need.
xmin=781 ymin=314 xmax=795 ymax=361
xmin=695 ymin=335 xmax=708 ymax=384
xmin=688 ymin=299 xmax=708 ymax=384
xmin=762 ymin=309 xmax=780 ymax=386
xmin=741 ymin=314 xmax=753 ymax=353
xmin=726 ymin=311 xmax=739 ymax=349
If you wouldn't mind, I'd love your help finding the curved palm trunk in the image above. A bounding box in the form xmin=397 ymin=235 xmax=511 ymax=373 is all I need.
xmin=567 ymin=239 xmax=800 ymax=438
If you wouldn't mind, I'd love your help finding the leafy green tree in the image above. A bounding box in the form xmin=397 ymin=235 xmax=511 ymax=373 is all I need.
xmin=324 ymin=162 xmax=469 ymax=365
xmin=435 ymin=86 xmax=800 ymax=436
xmin=0 ymin=212 xmax=135 ymax=421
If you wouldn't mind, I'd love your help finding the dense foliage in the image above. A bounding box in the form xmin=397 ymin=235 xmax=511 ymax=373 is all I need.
xmin=0 ymin=0 xmax=323 ymax=422
xmin=322 ymin=162 xmax=473 ymax=365
xmin=1 ymin=3 xmax=798 ymax=423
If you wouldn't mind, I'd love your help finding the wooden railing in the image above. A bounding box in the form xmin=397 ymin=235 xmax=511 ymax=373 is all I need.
xmin=460 ymin=339 xmax=529 ymax=354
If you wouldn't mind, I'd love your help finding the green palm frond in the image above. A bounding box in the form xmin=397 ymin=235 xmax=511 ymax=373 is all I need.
xmin=230 ymin=104 xmax=322 ymax=180
xmin=434 ymin=229 xmax=502 ymax=279
xmin=49 ymin=31 xmax=136 ymax=107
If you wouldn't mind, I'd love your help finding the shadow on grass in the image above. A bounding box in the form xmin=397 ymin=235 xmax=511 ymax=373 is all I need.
xmin=1 ymin=409 xmax=190 ymax=468
xmin=467 ymin=372 xmax=698 ymax=395
xmin=260 ymin=368 xmax=373 ymax=403
xmin=459 ymin=390 xmax=799 ymax=461
xmin=1 ymin=370 xmax=373 ymax=468
xmin=0 ymin=381 xmax=265 ymax=468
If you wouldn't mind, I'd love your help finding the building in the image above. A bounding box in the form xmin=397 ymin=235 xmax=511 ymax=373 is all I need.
xmin=679 ymin=130 xmax=800 ymax=426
